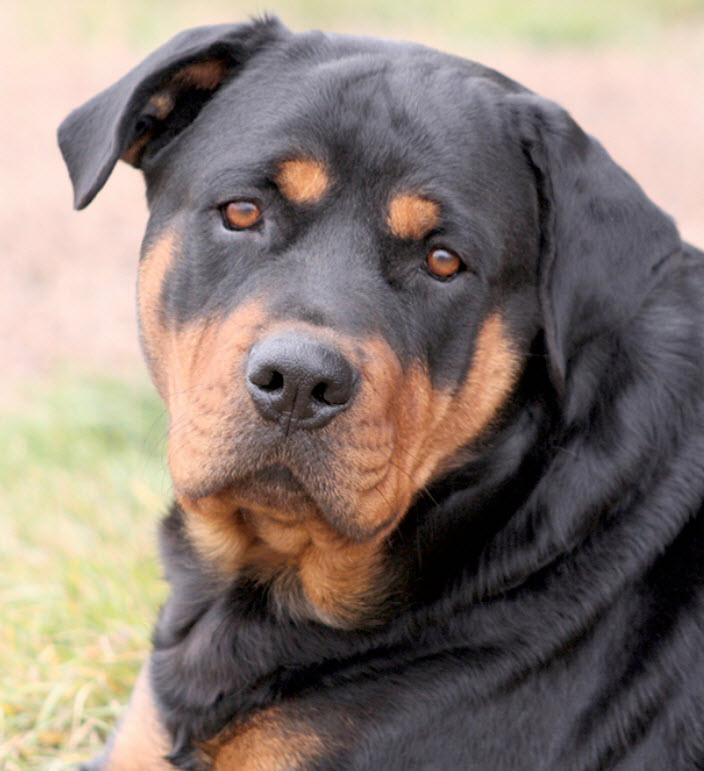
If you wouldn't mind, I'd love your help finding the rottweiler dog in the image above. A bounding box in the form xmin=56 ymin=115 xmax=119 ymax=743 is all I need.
xmin=59 ymin=17 xmax=704 ymax=771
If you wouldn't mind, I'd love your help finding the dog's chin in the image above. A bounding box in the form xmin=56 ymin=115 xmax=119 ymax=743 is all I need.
xmin=177 ymin=463 xmax=366 ymax=540
xmin=230 ymin=463 xmax=320 ymax=519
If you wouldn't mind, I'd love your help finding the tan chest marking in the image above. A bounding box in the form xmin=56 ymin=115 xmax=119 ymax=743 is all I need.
xmin=205 ymin=707 xmax=324 ymax=771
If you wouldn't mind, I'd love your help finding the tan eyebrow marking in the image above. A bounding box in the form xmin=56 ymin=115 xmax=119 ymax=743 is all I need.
xmin=276 ymin=159 xmax=330 ymax=204
xmin=387 ymin=193 xmax=440 ymax=240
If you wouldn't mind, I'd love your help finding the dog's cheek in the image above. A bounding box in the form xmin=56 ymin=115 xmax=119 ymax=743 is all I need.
xmin=354 ymin=314 xmax=522 ymax=521
xmin=421 ymin=313 xmax=523 ymax=478
xmin=322 ymin=338 xmax=406 ymax=537
xmin=137 ymin=229 xmax=179 ymax=399
xmin=138 ymin=233 xmax=267 ymax=492
xmin=163 ymin=303 xmax=269 ymax=495
xmin=345 ymin=362 xmax=441 ymax=537
xmin=319 ymin=339 xmax=437 ymax=540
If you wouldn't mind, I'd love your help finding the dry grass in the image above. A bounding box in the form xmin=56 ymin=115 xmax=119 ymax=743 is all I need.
xmin=1 ymin=376 xmax=168 ymax=768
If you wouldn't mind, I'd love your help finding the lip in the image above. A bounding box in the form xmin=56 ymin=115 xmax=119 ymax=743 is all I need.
xmin=249 ymin=463 xmax=305 ymax=491
xmin=179 ymin=463 xmax=320 ymax=522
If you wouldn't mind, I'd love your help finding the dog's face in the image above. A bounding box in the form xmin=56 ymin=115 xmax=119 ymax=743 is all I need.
xmin=137 ymin=42 xmax=539 ymax=623
xmin=59 ymin=19 xmax=680 ymax=627
xmin=139 ymin=44 xmax=538 ymax=528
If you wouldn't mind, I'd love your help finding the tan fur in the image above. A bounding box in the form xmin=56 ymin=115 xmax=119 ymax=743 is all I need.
xmin=121 ymin=131 xmax=154 ymax=166
xmin=184 ymin=503 xmax=253 ymax=575
xmin=276 ymin=159 xmax=330 ymax=204
xmin=138 ymin=239 xmax=521 ymax=627
xmin=137 ymin=231 xmax=179 ymax=397
xmin=121 ymin=59 xmax=228 ymax=166
xmin=164 ymin=302 xmax=269 ymax=492
xmin=176 ymin=316 xmax=520 ymax=626
xmin=296 ymin=524 xmax=388 ymax=625
xmin=148 ymin=91 xmax=176 ymax=120
xmin=102 ymin=661 xmax=172 ymax=771
xmin=204 ymin=707 xmax=324 ymax=771
xmin=174 ymin=59 xmax=229 ymax=91
xmin=327 ymin=315 xmax=522 ymax=544
xmin=182 ymin=495 xmax=388 ymax=627
xmin=395 ymin=314 xmax=522 ymax=488
xmin=104 ymin=664 xmax=322 ymax=770
xmin=387 ymin=193 xmax=440 ymax=240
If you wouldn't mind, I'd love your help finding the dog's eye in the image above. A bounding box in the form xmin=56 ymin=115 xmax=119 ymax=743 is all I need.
xmin=222 ymin=201 xmax=262 ymax=230
xmin=425 ymin=247 xmax=463 ymax=279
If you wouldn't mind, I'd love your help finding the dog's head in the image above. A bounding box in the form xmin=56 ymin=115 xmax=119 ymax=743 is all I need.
xmin=59 ymin=18 xmax=680 ymax=627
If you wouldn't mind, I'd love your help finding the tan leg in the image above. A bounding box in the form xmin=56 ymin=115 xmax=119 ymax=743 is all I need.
xmin=99 ymin=657 xmax=173 ymax=770
xmin=83 ymin=659 xmax=325 ymax=771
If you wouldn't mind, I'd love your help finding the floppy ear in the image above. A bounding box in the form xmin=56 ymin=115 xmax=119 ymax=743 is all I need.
xmin=58 ymin=17 xmax=289 ymax=209
xmin=507 ymin=93 xmax=681 ymax=392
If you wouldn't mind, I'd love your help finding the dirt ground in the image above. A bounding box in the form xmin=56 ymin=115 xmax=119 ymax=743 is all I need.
xmin=2 ymin=8 xmax=703 ymax=406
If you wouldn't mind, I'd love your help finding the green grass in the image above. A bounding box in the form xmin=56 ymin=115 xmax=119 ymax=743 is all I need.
xmin=17 ymin=0 xmax=704 ymax=50
xmin=1 ymin=375 xmax=169 ymax=770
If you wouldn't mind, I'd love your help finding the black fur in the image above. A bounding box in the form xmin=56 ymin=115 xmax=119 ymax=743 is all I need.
xmin=60 ymin=18 xmax=704 ymax=770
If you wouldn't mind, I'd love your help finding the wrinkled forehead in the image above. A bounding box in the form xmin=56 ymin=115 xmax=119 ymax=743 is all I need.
xmin=158 ymin=46 xmax=513 ymax=195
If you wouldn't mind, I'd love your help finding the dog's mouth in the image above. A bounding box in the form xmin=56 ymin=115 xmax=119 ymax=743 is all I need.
xmin=165 ymin=312 xmax=524 ymax=553
xmin=176 ymin=455 xmax=400 ymax=628
xmin=226 ymin=463 xmax=318 ymax=518
xmin=247 ymin=463 xmax=308 ymax=493
xmin=176 ymin=454 xmax=400 ymax=545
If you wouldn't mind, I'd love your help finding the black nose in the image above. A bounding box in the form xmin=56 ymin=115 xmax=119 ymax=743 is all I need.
xmin=246 ymin=335 xmax=358 ymax=431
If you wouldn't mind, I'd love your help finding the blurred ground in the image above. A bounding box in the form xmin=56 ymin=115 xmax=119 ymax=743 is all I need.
xmin=2 ymin=2 xmax=703 ymax=405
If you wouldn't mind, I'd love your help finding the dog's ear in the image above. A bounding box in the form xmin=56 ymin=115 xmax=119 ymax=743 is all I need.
xmin=58 ymin=17 xmax=289 ymax=209
xmin=506 ymin=93 xmax=681 ymax=393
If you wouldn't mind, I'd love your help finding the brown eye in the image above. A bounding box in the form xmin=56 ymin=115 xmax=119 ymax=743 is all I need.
xmin=426 ymin=247 xmax=463 ymax=279
xmin=222 ymin=200 xmax=262 ymax=230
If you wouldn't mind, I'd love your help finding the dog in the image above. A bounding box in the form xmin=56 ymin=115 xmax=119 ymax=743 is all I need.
xmin=59 ymin=17 xmax=704 ymax=770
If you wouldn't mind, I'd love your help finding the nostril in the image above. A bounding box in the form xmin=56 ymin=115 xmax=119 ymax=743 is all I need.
xmin=312 ymin=376 xmax=353 ymax=406
xmin=248 ymin=363 xmax=285 ymax=392
xmin=311 ymin=381 xmax=328 ymax=404
xmin=312 ymin=380 xmax=348 ymax=405
xmin=260 ymin=370 xmax=284 ymax=392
